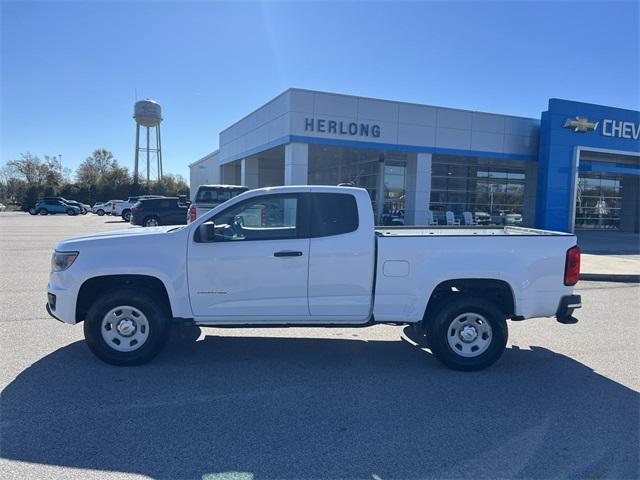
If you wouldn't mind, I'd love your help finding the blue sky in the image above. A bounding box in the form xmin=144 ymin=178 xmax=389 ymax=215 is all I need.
xmin=2 ymin=0 xmax=639 ymax=181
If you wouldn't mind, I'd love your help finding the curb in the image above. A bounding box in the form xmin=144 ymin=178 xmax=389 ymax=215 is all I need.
xmin=580 ymin=273 xmax=640 ymax=283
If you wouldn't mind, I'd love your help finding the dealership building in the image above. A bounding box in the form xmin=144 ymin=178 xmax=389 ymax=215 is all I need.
xmin=189 ymin=88 xmax=640 ymax=232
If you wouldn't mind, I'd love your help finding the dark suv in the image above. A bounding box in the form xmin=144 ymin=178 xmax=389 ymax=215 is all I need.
xmin=130 ymin=197 xmax=190 ymax=227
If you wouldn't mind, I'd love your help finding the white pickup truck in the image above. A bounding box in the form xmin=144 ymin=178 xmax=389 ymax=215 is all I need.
xmin=47 ymin=186 xmax=581 ymax=370
xmin=187 ymin=184 xmax=248 ymax=223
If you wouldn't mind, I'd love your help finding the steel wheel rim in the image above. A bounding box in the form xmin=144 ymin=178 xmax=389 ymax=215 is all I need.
xmin=101 ymin=305 xmax=150 ymax=352
xmin=446 ymin=312 xmax=492 ymax=358
xmin=145 ymin=218 xmax=158 ymax=227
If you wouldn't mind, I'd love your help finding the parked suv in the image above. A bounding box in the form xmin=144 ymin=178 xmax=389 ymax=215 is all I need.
xmin=116 ymin=195 xmax=165 ymax=221
xmin=92 ymin=202 xmax=108 ymax=215
xmin=42 ymin=197 xmax=89 ymax=214
xmin=130 ymin=196 xmax=190 ymax=227
xmin=34 ymin=199 xmax=81 ymax=215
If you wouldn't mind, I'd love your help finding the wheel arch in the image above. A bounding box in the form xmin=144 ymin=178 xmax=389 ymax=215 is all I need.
xmin=423 ymin=278 xmax=516 ymax=322
xmin=76 ymin=274 xmax=173 ymax=323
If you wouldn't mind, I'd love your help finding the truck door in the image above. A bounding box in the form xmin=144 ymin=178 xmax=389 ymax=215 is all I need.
xmin=187 ymin=193 xmax=310 ymax=318
xmin=308 ymin=192 xmax=375 ymax=318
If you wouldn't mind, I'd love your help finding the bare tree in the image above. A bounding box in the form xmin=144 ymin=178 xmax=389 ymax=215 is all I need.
xmin=6 ymin=153 xmax=46 ymax=185
xmin=76 ymin=149 xmax=118 ymax=184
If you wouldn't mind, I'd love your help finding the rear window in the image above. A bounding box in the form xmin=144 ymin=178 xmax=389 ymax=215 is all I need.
xmin=196 ymin=187 xmax=247 ymax=204
xmin=310 ymin=193 xmax=358 ymax=237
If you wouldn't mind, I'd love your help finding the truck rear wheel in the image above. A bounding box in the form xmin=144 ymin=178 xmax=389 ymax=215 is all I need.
xmin=427 ymin=296 xmax=508 ymax=371
xmin=83 ymin=289 xmax=170 ymax=366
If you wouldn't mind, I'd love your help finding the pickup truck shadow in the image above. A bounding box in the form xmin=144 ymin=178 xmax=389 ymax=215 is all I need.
xmin=1 ymin=331 xmax=638 ymax=479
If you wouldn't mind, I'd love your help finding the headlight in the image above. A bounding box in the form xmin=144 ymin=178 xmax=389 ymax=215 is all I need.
xmin=51 ymin=251 xmax=79 ymax=272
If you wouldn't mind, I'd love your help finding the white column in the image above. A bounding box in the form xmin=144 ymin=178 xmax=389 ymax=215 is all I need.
xmin=404 ymin=152 xmax=432 ymax=225
xmin=241 ymin=157 xmax=259 ymax=189
xmin=284 ymin=143 xmax=308 ymax=185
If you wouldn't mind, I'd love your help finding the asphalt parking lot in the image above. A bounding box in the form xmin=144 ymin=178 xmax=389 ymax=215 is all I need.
xmin=0 ymin=211 xmax=639 ymax=480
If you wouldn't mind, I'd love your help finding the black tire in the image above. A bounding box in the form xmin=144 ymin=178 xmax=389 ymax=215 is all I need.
xmin=38 ymin=208 xmax=48 ymax=215
xmin=67 ymin=209 xmax=76 ymax=216
xmin=122 ymin=209 xmax=131 ymax=222
xmin=83 ymin=288 xmax=170 ymax=366
xmin=97 ymin=209 xmax=105 ymax=216
xmin=81 ymin=209 xmax=88 ymax=215
xmin=427 ymin=296 xmax=508 ymax=371
xmin=143 ymin=216 xmax=160 ymax=227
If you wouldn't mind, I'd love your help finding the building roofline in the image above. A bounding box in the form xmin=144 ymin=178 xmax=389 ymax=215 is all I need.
xmin=286 ymin=87 xmax=540 ymax=121
xmin=219 ymin=90 xmax=292 ymax=135
xmin=219 ymin=87 xmax=540 ymax=136
xmin=188 ymin=149 xmax=219 ymax=168
xmin=548 ymin=97 xmax=640 ymax=115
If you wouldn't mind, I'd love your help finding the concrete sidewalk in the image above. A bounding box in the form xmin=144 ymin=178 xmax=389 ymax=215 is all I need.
xmin=581 ymin=254 xmax=640 ymax=283
xmin=574 ymin=230 xmax=640 ymax=282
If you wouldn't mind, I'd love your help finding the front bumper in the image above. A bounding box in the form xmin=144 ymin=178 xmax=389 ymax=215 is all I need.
xmin=47 ymin=273 xmax=79 ymax=324
xmin=46 ymin=302 xmax=64 ymax=323
xmin=556 ymin=294 xmax=581 ymax=324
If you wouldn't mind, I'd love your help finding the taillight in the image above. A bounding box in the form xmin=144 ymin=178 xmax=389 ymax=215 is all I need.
xmin=188 ymin=205 xmax=196 ymax=223
xmin=564 ymin=245 xmax=581 ymax=286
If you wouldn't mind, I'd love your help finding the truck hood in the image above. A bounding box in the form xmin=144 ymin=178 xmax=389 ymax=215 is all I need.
xmin=55 ymin=225 xmax=185 ymax=250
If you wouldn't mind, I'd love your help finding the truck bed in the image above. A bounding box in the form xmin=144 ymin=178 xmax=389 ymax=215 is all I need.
xmin=373 ymin=225 xmax=577 ymax=323
xmin=375 ymin=226 xmax=572 ymax=237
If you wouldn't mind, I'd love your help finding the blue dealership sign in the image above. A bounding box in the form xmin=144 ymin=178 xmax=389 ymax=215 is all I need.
xmin=536 ymin=99 xmax=640 ymax=232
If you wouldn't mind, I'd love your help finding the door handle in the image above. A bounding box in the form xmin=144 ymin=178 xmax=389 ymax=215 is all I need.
xmin=274 ymin=251 xmax=303 ymax=257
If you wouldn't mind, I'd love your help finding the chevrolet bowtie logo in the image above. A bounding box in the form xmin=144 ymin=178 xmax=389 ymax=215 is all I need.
xmin=563 ymin=117 xmax=598 ymax=133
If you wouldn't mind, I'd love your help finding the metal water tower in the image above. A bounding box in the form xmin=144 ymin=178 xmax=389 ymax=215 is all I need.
xmin=133 ymin=99 xmax=163 ymax=184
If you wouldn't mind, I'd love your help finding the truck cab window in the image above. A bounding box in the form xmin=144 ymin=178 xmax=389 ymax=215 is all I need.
xmin=310 ymin=193 xmax=358 ymax=237
xmin=208 ymin=195 xmax=299 ymax=241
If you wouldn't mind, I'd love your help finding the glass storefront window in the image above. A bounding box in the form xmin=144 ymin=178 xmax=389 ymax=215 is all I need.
xmin=308 ymin=145 xmax=408 ymax=225
xmin=381 ymin=163 xmax=406 ymax=225
xmin=575 ymin=172 xmax=623 ymax=230
xmin=429 ymin=154 xmax=527 ymax=226
xmin=308 ymin=147 xmax=528 ymax=227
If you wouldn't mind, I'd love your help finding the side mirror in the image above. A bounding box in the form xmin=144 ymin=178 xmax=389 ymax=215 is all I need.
xmin=195 ymin=223 xmax=216 ymax=243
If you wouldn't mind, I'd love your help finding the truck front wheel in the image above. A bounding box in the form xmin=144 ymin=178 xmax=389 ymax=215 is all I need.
xmin=83 ymin=289 xmax=170 ymax=366
xmin=427 ymin=296 xmax=508 ymax=371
